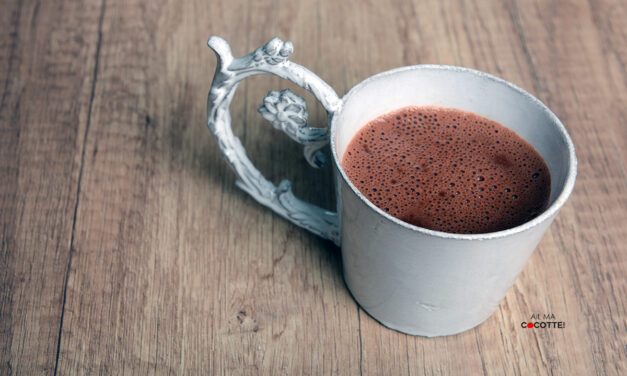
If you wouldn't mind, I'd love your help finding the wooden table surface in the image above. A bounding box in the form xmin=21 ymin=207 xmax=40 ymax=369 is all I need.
xmin=1 ymin=0 xmax=625 ymax=374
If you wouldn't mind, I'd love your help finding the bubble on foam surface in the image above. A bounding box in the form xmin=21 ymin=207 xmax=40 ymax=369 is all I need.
xmin=341 ymin=106 xmax=551 ymax=234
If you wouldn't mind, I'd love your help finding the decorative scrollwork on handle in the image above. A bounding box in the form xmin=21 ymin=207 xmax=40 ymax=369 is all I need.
xmin=207 ymin=36 xmax=341 ymax=244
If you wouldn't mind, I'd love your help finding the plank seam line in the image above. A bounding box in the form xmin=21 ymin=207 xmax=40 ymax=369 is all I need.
xmin=357 ymin=308 xmax=363 ymax=376
xmin=53 ymin=0 xmax=107 ymax=373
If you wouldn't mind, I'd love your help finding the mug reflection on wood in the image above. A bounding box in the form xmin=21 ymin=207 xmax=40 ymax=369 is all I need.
xmin=206 ymin=36 xmax=577 ymax=337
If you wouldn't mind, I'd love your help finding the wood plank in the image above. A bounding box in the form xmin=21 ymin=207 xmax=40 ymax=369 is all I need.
xmin=56 ymin=0 xmax=360 ymax=373
xmin=0 ymin=0 xmax=103 ymax=373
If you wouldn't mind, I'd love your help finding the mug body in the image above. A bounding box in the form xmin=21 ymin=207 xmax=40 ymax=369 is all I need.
xmin=330 ymin=65 xmax=577 ymax=337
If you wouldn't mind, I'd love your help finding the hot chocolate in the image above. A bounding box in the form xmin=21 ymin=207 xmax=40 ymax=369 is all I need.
xmin=341 ymin=106 xmax=551 ymax=234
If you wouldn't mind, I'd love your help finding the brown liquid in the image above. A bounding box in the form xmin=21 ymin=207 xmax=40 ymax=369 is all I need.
xmin=341 ymin=106 xmax=550 ymax=234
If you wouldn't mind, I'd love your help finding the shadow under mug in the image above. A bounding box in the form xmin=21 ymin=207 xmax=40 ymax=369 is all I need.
xmin=207 ymin=36 xmax=577 ymax=337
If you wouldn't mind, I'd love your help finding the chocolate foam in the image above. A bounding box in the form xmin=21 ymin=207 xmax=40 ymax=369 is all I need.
xmin=341 ymin=106 xmax=551 ymax=234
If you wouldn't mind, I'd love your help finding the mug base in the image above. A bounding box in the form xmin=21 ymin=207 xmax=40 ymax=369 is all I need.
xmin=343 ymin=275 xmax=498 ymax=337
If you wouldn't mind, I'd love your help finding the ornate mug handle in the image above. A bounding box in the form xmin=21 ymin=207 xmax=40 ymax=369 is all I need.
xmin=207 ymin=36 xmax=341 ymax=245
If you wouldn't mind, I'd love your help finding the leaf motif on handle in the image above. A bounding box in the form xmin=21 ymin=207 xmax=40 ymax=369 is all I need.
xmin=253 ymin=38 xmax=294 ymax=65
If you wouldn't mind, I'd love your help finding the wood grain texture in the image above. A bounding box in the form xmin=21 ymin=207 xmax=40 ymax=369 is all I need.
xmin=1 ymin=0 xmax=625 ymax=374
xmin=0 ymin=0 xmax=103 ymax=373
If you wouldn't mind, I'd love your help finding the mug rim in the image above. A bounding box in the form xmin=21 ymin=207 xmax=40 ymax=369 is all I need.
xmin=329 ymin=64 xmax=577 ymax=241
